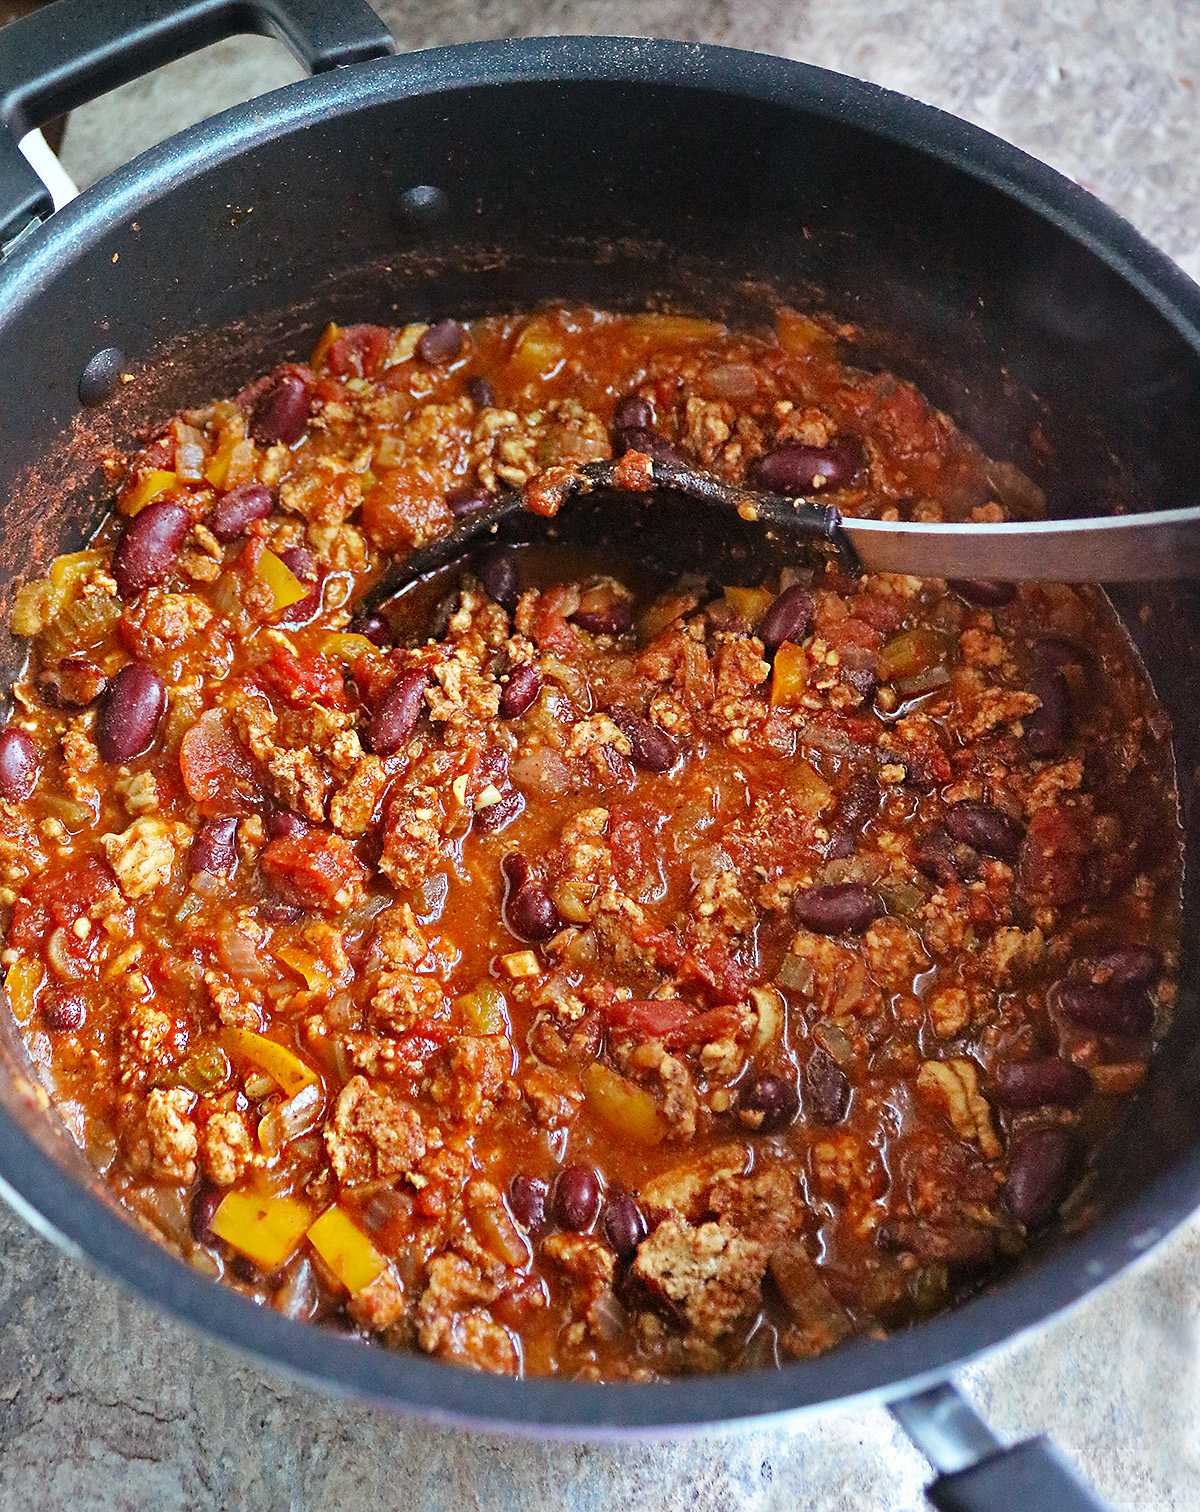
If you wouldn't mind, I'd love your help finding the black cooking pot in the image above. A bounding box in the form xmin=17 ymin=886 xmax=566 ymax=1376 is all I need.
xmin=0 ymin=3 xmax=1196 ymax=1506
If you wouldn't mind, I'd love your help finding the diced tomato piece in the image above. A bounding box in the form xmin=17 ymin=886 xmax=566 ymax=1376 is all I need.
xmin=325 ymin=324 xmax=393 ymax=380
xmin=258 ymin=643 xmax=346 ymax=708
xmin=529 ymin=585 xmax=583 ymax=657
xmin=850 ymin=594 xmax=904 ymax=634
xmin=360 ymin=469 xmax=452 ymax=552
xmin=605 ymin=997 xmax=743 ymax=1048
xmin=262 ymin=831 xmax=368 ymax=911
xmin=180 ymin=710 xmax=266 ymax=814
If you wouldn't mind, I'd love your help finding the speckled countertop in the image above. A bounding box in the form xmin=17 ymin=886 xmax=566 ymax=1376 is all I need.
xmin=2 ymin=3 xmax=1200 ymax=1509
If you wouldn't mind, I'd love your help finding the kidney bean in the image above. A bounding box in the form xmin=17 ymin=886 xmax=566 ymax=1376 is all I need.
xmin=417 ymin=318 xmax=464 ymax=364
xmin=112 ymin=499 xmax=191 ymax=599
xmin=509 ymin=1174 xmax=550 ymax=1234
xmin=1053 ymin=979 xmax=1154 ymax=1036
xmin=553 ymin=1164 xmax=602 ymax=1231
xmin=757 ymin=584 xmax=813 ymax=656
xmin=792 ymin=882 xmax=883 ymax=935
xmin=505 ymin=878 xmax=560 ymax=941
xmin=1087 ymin=945 xmax=1160 ymax=990
xmin=38 ymin=658 xmax=108 ymax=710
xmin=266 ymin=808 xmax=309 ymax=840
xmin=477 ymin=547 xmax=518 ymax=611
xmin=368 ymin=669 xmax=429 ymax=756
xmin=739 ymin=1072 xmax=800 ymax=1133
xmin=347 ymin=612 xmax=392 ymax=648
xmin=839 ymin=773 xmax=880 ymax=832
xmin=501 ymin=852 xmax=529 ymax=891
xmin=997 ymin=1056 xmax=1091 ymax=1109
xmin=475 ymin=787 xmax=524 ymax=834
xmin=465 ymin=375 xmax=495 ymax=409
xmin=1035 ymin=637 xmax=1088 ymax=672
xmin=446 ymin=482 xmax=491 ymax=519
xmin=610 ymin=708 xmax=678 ymax=772
xmin=1025 ymin=668 xmax=1070 ymax=757
xmin=0 ymin=729 xmax=38 ymax=800
xmin=602 ymin=1188 xmax=648 ymax=1259
xmin=1005 ymin=1127 xmax=1080 ymax=1229
xmin=278 ymin=546 xmax=317 ymax=582
xmin=191 ymin=816 xmax=238 ymax=878
xmin=943 ymin=800 xmax=1023 ymax=862
xmin=611 ymin=427 xmax=687 ymax=467
xmin=757 ymin=436 xmax=862 ymax=495
xmin=260 ymin=895 xmax=305 ymax=924
xmin=805 ymin=1048 xmax=851 ymax=1123
xmin=251 ymin=371 xmax=313 ymax=445
xmin=42 ymin=990 xmax=86 ymax=1034
xmin=209 ymin=483 xmax=274 ymax=542
xmin=914 ymin=826 xmax=979 ymax=885
xmin=572 ymin=592 xmax=634 ymax=636
xmin=95 ymin=663 xmax=166 ymax=763
xmin=191 ymin=1186 xmax=224 ymax=1245
xmin=949 ymin=579 xmax=1016 ymax=607
xmin=499 ymin=663 xmax=541 ymax=719
xmin=825 ymin=827 xmax=856 ymax=861
xmin=613 ymin=394 xmax=653 ymax=432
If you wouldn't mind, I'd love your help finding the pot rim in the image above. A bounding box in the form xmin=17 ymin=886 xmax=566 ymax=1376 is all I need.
xmin=2 ymin=34 xmax=1199 ymax=1433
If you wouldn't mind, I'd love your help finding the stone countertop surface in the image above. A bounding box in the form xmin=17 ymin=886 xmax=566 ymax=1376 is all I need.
xmin=1 ymin=2 xmax=1198 ymax=1508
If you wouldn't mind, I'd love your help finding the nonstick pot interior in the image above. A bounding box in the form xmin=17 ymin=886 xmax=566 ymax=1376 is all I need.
xmin=0 ymin=38 xmax=1199 ymax=1431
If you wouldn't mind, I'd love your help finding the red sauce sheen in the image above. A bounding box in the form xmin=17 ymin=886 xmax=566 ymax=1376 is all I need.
xmin=0 ymin=307 xmax=1180 ymax=1378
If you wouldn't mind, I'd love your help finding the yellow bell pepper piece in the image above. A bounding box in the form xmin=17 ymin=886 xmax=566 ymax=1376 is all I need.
xmin=306 ymin=1205 xmax=386 ymax=1294
xmin=499 ymin=950 xmax=541 ymax=980
xmin=775 ymin=308 xmax=838 ymax=360
xmin=724 ymin=586 xmax=773 ymax=624
xmin=583 ymin=1062 xmax=669 ymax=1146
xmin=770 ymin=641 xmax=810 ymax=707
xmin=221 ymin=1028 xmax=318 ymax=1097
xmin=630 ymin=313 xmax=724 ymax=342
xmin=454 ymin=980 xmax=509 ymax=1036
xmin=210 ymin=1191 xmax=313 ymax=1270
xmin=310 ymin=321 xmax=341 ymax=370
xmin=318 ymin=632 xmax=381 ymax=664
xmin=255 ymin=547 xmax=308 ymax=611
xmin=507 ymin=317 xmax=566 ymax=383
xmin=120 ymin=470 xmax=177 ymax=517
xmin=4 ymin=959 xmax=42 ymax=1025
xmin=273 ymin=942 xmax=331 ymax=994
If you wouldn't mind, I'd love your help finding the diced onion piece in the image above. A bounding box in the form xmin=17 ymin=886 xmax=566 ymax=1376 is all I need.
xmin=210 ymin=1190 xmax=313 ymax=1270
xmin=500 ymin=950 xmax=541 ymax=980
xmin=258 ymin=1081 xmax=323 ymax=1154
xmin=255 ymin=548 xmax=308 ymax=611
xmin=876 ymin=627 xmax=949 ymax=685
xmin=582 ymin=1062 xmax=669 ymax=1146
xmin=467 ymin=1189 xmax=530 ymax=1269
xmin=120 ymin=470 xmax=177 ymax=518
xmin=507 ymin=316 xmax=566 ymax=383
xmin=4 ymin=958 xmax=42 ymax=1024
xmin=724 ymin=586 xmax=773 ymax=623
xmin=455 ymin=981 xmax=509 ymax=1036
xmin=306 ymin=1204 xmax=386 ymax=1293
xmin=770 ymin=641 xmax=809 ymax=707
xmin=221 ymin=1027 xmax=319 ymax=1097
xmin=748 ymin=985 xmax=785 ymax=1053
xmin=630 ymin=313 xmax=724 ymax=342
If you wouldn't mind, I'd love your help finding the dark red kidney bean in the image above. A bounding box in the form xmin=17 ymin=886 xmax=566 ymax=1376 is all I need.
xmin=757 ymin=584 xmax=813 ymax=656
xmin=191 ymin=816 xmax=238 ymax=878
xmin=505 ymin=880 xmax=560 ymax=941
xmin=610 ymin=708 xmax=678 ymax=772
xmin=805 ymin=1048 xmax=851 ymax=1123
xmin=251 ymin=372 xmax=312 ymax=445
xmin=612 ymin=427 xmax=687 ymax=468
xmin=347 ymin=613 xmax=392 ymax=648
xmin=113 ymin=500 xmax=190 ymax=599
xmin=499 ymin=663 xmax=541 ymax=719
xmin=501 ymin=851 xmax=530 ymax=891
xmin=446 ymin=482 xmax=491 ymax=519
xmin=613 ymin=394 xmax=653 ymax=432
xmin=997 ymin=1056 xmax=1091 ymax=1109
xmin=839 ymin=773 xmax=880 ymax=832
xmin=949 ymin=579 xmax=1016 ymax=607
xmin=260 ymin=894 xmax=305 ymax=924
xmin=190 ymin=1186 xmax=224 ymax=1245
xmin=1035 ymin=637 xmax=1088 ymax=672
xmin=477 ymin=547 xmax=518 ymax=611
xmin=602 ymin=1188 xmax=648 ymax=1260
xmin=943 ymin=800 xmax=1023 ymax=863
xmin=417 ymin=318 xmax=464 ymax=364
xmin=1005 ymin=1128 xmax=1080 ymax=1229
xmin=572 ymin=595 xmax=634 ymax=636
xmin=266 ymin=808 xmax=309 ymax=840
xmin=0 ymin=729 xmax=38 ymax=800
xmin=1086 ymin=946 xmax=1160 ymax=990
xmin=553 ymin=1164 xmax=602 ymax=1231
xmin=792 ymin=882 xmax=883 ymax=935
xmin=1053 ymin=979 xmax=1154 ymax=1035
xmin=465 ymin=374 xmax=495 ymax=408
xmin=1025 ymin=668 xmax=1070 ymax=757
xmin=42 ymin=991 xmax=86 ymax=1034
xmin=475 ymin=786 xmax=524 ymax=834
xmin=95 ymin=663 xmax=166 ymax=763
xmin=368 ymin=669 xmax=429 ymax=756
xmin=508 ymin=1174 xmax=549 ymax=1234
xmin=739 ymin=1073 xmax=800 ymax=1133
xmin=210 ymin=483 xmax=273 ymax=542
xmin=278 ymin=546 xmax=317 ymax=582
xmin=914 ymin=826 xmax=979 ymax=885
xmin=757 ymin=436 xmax=862 ymax=495
xmin=824 ymin=827 xmax=856 ymax=860
xmin=38 ymin=658 xmax=107 ymax=709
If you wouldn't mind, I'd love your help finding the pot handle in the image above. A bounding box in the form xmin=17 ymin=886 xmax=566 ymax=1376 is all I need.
xmin=893 ymin=1383 xmax=1110 ymax=1511
xmin=0 ymin=0 xmax=397 ymax=247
